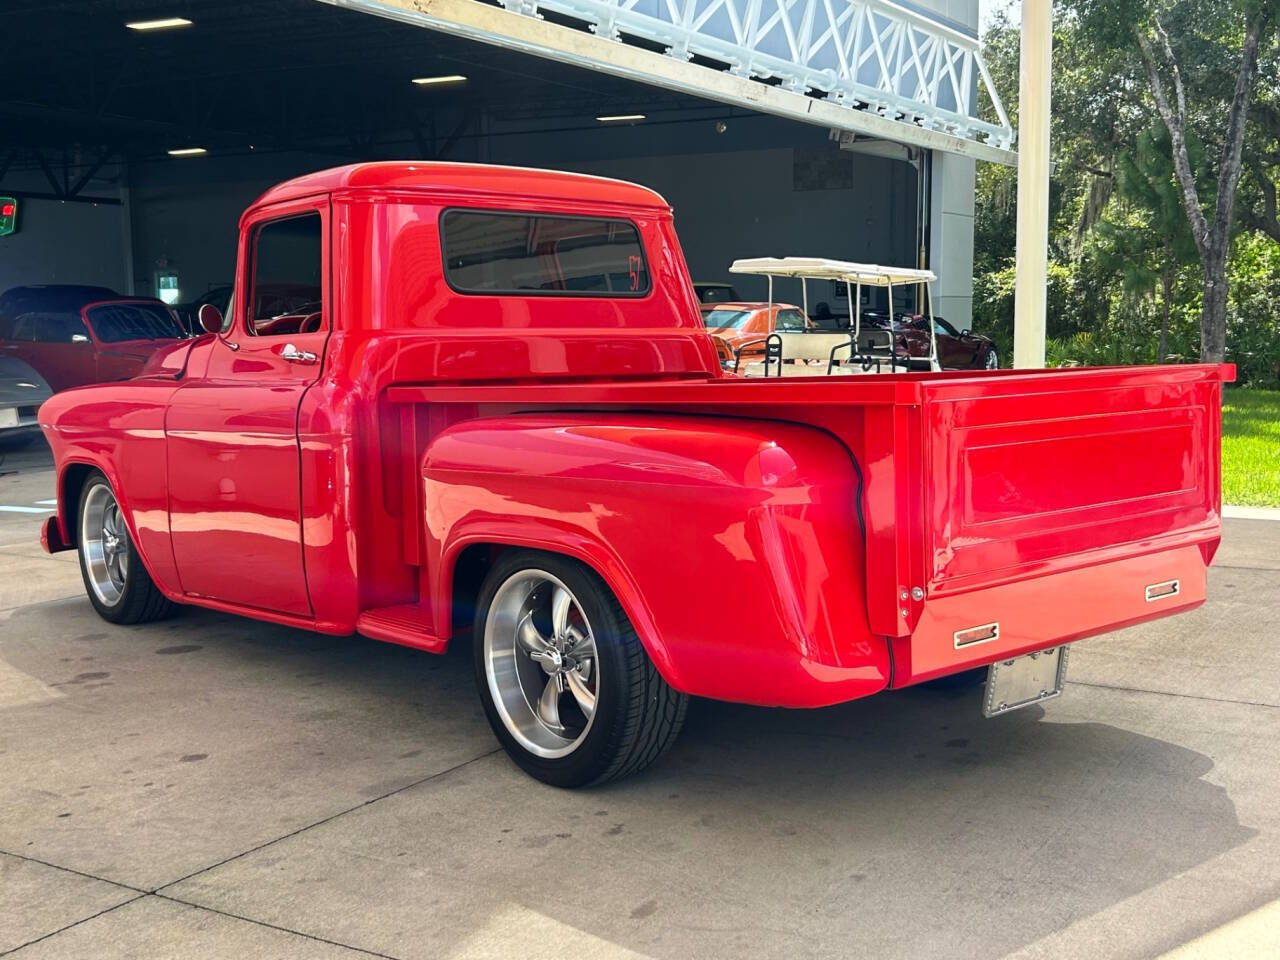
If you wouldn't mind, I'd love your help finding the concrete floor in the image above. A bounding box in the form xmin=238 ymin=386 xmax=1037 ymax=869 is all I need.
xmin=1 ymin=437 xmax=1277 ymax=959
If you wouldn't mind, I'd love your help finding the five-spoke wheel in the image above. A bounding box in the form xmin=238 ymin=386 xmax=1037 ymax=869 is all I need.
xmin=474 ymin=550 xmax=687 ymax=787
xmin=80 ymin=482 xmax=129 ymax=607
xmin=483 ymin=569 xmax=599 ymax=759
xmin=76 ymin=471 xmax=174 ymax=624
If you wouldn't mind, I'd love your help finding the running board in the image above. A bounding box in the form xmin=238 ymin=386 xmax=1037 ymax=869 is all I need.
xmin=356 ymin=604 xmax=447 ymax=653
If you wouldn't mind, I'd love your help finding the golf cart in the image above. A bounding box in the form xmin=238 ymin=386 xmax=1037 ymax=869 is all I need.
xmin=723 ymin=257 xmax=941 ymax=377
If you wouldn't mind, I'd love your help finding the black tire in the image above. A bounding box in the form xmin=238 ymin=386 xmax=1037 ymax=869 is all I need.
xmin=473 ymin=550 xmax=687 ymax=787
xmin=77 ymin=472 xmax=176 ymax=625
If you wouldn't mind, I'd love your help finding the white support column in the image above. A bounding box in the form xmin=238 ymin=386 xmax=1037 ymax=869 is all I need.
xmin=1012 ymin=0 xmax=1051 ymax=368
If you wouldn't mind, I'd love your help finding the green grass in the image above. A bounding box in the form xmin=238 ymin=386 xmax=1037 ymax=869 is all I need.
xmin=1222 ymin=389 xmax=1280 ymax=507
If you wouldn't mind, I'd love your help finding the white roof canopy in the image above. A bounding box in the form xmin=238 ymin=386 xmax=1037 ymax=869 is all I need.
xmin=729 ymin=257 xmax=936 ymax=286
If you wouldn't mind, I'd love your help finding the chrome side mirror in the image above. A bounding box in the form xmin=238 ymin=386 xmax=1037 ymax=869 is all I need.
xmin=198 ymin=303 xmax=224 ymax=335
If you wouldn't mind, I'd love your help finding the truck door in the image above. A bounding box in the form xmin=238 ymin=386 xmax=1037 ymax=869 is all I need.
xmin=165 ymin=198 xmax=330 ymax=616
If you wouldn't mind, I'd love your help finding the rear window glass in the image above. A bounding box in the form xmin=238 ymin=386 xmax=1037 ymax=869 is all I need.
xmin=85 ymin=303 xmax=183 ymax=342
xmin=777 ymin=309 xmax=808 ymax=331
xmin=703 ymin=309 xmax=752 ymax=330
xmin=442 ymin=210 xmax=650 ymax=297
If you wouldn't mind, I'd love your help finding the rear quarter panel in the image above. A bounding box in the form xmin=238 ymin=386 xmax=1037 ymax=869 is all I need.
xmin=420 ymin=412 xmax=889 ymax=707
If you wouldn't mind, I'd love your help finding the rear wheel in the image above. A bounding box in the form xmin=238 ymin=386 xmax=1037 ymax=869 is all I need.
xmin=77 ymin=473 xmax=175 ymax=624
xmin=984 ymin=349 xmax=999 ymax=370
xmin=474 ymin=550 xmax=687 ymax=787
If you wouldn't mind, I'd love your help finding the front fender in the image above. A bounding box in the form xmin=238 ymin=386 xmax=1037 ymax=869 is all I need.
xmin=40 ymin=381 xmax=184 ymax=599
xmin=423 ymin=413 xmax=888 ymax=708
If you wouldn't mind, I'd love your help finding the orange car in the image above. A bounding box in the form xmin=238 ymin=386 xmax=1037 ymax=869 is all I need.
xmin=702 ymin=302 xmax=811 ymax=368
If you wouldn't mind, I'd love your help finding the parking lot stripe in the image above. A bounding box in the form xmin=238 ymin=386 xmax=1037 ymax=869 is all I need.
xmin=0 ymin=505 xmax=55 ymax=513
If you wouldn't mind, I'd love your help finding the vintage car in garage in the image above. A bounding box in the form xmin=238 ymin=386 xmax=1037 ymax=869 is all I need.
xmin=0 ymin=293 xmax=186 ymax=392
xmin=865 ymin=310 xmax=1000 ymax=370
xmin=39 ymin=162 xmax=1232 ymax=787
xmin=703 ymin=301 xmax=809 ymax=366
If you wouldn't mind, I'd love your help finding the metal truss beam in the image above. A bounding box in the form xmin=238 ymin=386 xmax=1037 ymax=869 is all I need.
xmin=318 ymin=0 xmax=1017 ymax=165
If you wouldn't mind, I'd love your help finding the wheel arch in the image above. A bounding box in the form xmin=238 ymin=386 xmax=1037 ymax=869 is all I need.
xmin=55 ymin=456 xmax=176 ymax=600
xmin=438 ymin=527 xmax=685 ymax=693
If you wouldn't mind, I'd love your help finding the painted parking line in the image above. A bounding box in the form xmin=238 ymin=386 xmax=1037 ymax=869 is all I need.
xmin=35 ymin=499 xmax=57 ymax=506
xmin=0 ymin=506 xmax=55 ymax=514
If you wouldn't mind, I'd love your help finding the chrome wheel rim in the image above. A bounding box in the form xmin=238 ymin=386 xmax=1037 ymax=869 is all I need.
xmin=483 ymin=570 xmax=599 ymax=759
xmin=985 ymin=350 xmax=999 ymax=369
xmin=81 ymin=484 xmax=128 ymax=606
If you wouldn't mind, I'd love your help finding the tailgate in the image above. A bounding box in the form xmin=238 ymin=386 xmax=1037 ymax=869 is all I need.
xmin=861 ymin=364 xmax=1232 ymax=678
xmin=924 ymin=365 xmax=1225 ymax=596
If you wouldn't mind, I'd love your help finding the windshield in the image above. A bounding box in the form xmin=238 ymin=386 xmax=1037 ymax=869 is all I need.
xmin=910 ymin=315 xmax=959 ymax=336
xmin=703 ymin=308 xmax=754 ymax=330
xmin=85 ymin=302 xmax=184 ymax=343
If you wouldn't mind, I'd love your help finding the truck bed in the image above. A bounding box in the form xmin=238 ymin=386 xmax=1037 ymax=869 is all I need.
xmin=386 ymin=363 xmax=1231 ymax=689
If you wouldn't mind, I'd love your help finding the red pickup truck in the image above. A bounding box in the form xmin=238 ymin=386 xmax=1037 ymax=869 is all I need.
xmin=39 ymin=162 xmax=1231 ymax=787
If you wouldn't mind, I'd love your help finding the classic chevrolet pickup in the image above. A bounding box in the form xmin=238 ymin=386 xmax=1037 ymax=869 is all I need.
xmin=39 ymin=162 xmax=1232 ymax=786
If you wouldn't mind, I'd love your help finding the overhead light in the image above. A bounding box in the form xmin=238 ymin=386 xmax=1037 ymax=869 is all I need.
xmin=596 ymin=113 xmax=646 ymax=122
xmin=412 ymin=74 xmax=467 ymax=85
xmin=126 ymin=17 xmax=193 ymax=30
xmin=167 ymin=147 xmax=207 ymax=157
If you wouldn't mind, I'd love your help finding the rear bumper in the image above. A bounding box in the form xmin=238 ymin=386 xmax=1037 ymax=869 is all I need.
xmin=892 ymin=543 xmax=1209 ymax=686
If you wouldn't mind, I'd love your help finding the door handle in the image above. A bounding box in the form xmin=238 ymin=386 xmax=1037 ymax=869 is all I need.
xmin=280 ymin=343 xmax=317 ymax=364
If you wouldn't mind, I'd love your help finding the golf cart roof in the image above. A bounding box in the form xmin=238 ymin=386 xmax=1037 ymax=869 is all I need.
xmin=729 ymin=257 xmax=936 ymax=286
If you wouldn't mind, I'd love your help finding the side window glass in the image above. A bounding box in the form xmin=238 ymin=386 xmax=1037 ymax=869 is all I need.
xmin=9 ymin=315 xmax=36 ymax=341
xmin=248 ymin=213 xmax=323 ymax=337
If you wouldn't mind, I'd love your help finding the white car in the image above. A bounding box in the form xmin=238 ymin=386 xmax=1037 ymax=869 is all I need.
xmin=0 ymin=356 xmax=52 ymax=442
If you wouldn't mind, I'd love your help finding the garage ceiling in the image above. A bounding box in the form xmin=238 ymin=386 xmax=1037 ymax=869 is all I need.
xmin=0 ymin=0 xmax=714 ymax=176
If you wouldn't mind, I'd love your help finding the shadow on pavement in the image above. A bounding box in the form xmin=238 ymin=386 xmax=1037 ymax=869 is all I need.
xmin=1 ymin=600 xmax=1258 ymax=959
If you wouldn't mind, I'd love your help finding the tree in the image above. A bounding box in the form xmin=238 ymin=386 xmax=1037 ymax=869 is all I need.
xmin=1073 ymin=0 xmax=1277 ymax=362
xmin=1134 ymin=3 xmax=1274 ymax=361
xmin=1095 ymin=123 xmax=1201 ymax=360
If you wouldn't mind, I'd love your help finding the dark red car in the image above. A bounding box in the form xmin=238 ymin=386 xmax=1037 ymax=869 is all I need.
xmin=0 ymin=295 xmax=185 ymax=393
xmin=864 ymin=311 xmax=1000 ymax=370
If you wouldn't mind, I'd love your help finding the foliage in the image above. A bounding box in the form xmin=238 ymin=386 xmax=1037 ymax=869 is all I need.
xmin=1222 ymin=388 xmax=1280 ymax=506
xmin=973 ymin=5 xmax=1280 ymax=385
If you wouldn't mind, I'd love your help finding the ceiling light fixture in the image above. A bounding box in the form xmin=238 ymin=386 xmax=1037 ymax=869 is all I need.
xmin=126 ymin=17 xmax=193 ymax=30
xmin=167 ymin=147 xmax=207 ymax=157
xmin=596 ymin=114 xmax=646 ymax=122
xmin=412 ymin=74 xmax=467 ymax=85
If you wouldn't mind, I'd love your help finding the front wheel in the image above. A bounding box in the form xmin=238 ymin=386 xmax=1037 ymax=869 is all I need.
xmin=474 ymin=550 xmax=687 ymax=787
xmin=77 ymin=473 xmax=175 ymax=624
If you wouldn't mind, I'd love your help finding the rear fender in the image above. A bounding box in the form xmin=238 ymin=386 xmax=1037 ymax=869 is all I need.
xmin=423 ymin=413 xmax=889 ymax=707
